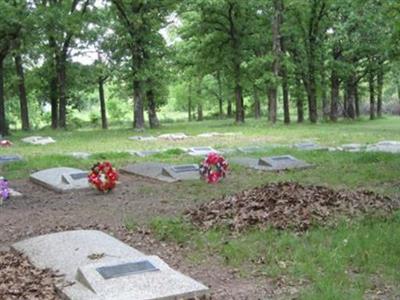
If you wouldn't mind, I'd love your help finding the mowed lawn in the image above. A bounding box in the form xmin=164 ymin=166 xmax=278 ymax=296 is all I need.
xmin=1 ymin=116 xmax=400 ymax=299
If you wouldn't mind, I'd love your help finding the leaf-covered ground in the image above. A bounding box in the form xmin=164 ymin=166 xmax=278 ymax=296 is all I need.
xmin=187 ymin=182 xmax=398 ymax=231
xmin=0 ymin=250 xmax=61 ymax=300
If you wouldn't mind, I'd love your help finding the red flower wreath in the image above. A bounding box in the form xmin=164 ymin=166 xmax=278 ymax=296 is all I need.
xmin=199 ymin=152 xmax=229 ymax=183
xmin=88 ymin=161 xmax=119 ymax=192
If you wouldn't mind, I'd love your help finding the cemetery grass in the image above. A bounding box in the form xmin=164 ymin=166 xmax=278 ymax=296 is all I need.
xmin=1 ymin=116 xmax=400 ymax=298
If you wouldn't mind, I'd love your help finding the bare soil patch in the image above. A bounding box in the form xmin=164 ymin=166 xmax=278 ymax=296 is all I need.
xmin=0 ymin=176 xmax=277 ymax=299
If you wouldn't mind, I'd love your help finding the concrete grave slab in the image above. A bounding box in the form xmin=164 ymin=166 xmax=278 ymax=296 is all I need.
xmin=161 ymin=164 xmax=200 ymax=181
xmin=158 ymin=133 xmax=189 ymax=141
xmin=366 ymin=140 xmax=400 ymax=153
xmin=294 ymin=141 xmax=328 ymax=151
xmin=0 ymin=154 xmax=23 ymax=164
xmin=70 ymin=152 xmax=91 ymax=159
xmin=13 ymin=230 xmax=208 ymax=300
xmin=129 ymin=150 xmax=162 ymax=157
xmin=231 ymin=155 xmax=313 ymax=171
xmin=30 ymin=167 xmax=90 ymax=192
xmin=338 ymin=144 xmax=365 ymax=152
xmin=121 ymin=162 xmax=177 ymax=182
xmin=197 ymin=132 xmax=221 ymax=138
xmin=186 ymin=146 xmax=219 ymax=156
xmin=128 ymin=136 xmax=156 ymax=141
xmin=121 ymin=162 xmax=200 ymax=182
xmin=21 ymin=136 xmax=56 ymax=145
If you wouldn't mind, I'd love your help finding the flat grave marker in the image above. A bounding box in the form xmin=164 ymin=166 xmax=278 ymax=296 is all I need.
xmin=12 ymin=230 xmax=208 ymax=300
xmin=162 ymin=164 xmax=200 ymax=181
xmin=128 ymin=136 xmax=156 ymax=141
xmin=339 ymin=144 xmax=364 ymax=152
xmin=121 ymin=162 xmax=200 ymax=182
xmin=196 ymin=132 xmax=221 ymax=138
xmin=0 ymin=154 xmax=23 ymax=164
xmin=367 ymin=140 xmax=400 ymax=153
xmin=158 ymin=133 xmax=189 ymax=141
xmin=294 ymin=141 xmax=328 ymax=151
xmin=30 ymin=167 xmax=90 ymax=192
xmin=186 ymin=146 xmax=219 ymax=156
xmin=231 ymin=154 xmax=313 ymax=171
xmin=21 ymin=136 xmax=56 ymax=145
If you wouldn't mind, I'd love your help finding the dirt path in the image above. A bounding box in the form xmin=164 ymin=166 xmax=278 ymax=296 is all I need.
xmin=0 ymin=176 xmax=288 ymax=299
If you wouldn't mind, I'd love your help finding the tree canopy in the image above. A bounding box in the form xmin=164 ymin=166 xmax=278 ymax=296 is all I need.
xmin=0 ymin=0 xmax=399 ymax=135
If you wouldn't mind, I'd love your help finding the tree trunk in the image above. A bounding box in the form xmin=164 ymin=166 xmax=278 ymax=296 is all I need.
xmin=216 ymin=71 xmax=223 ymax=118
xmin=188 ymin=82 xmax=192 ymax=121
xmin=346 ymin=75 xmax=356 ymax=120
xmin=253 ymin=86 xmax=261 ymax=119
xmin=355 ymin=83 xmax=360 ymax=118
xmin=369 ymin=71 xmax=375 ymax=120
xmin=267 ymin=87 xmax=277 ymax=123
xmin=147 ymin=89 xmax=159 ymax=128
xmin=227 ymin=98 xmax=232 ymax=117
xmin=296 ymin=97 xmax=304 ymax=123
xmin=14 ymin=54 xmax=30 ymax=131
xmin=295 ymin=76 xmax=304 ymax=123
xmin=0 ymin=58 xmax=8 ymax=136
xmin=133 ymin=80 xmax=145 ymax=129
xmin=57 ymin=56 xmax=67 ymax=128
xmin=98 ymin=78 xmax=108 ymax=129
xmin=306 ymin=78 xmax=318 ymax=123
xmin=278 ymin=0 xmax=289 ymax=124
xmin=282 ymin=69 xmax=290 ymax=124
xmin=321 ymin=72 xmax=329 ymax=120
xmin=377 ymin=67 xmax=383 ymax=117
xmin=48 ymin=37 xmax=58 ymax=129
xmin=197 ymin=103 xmax=203 ymax=121
xmin=268 ymin=0 xmax=282 ymax=124
xmin=397 ymin=82 xmax=400 ymax=104
xmin=305 ymin=41 xmax=318 ymax=123
xmin=234 ymin=63 xmax=244 ymax=123
xmin=343 ymin=87 xmax=348 ymax=118
xmin=330 ymin=69 xmax=340 ymax=122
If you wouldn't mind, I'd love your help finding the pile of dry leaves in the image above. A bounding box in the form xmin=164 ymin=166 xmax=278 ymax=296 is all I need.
xmin=0 ymin=250 xmax=61 ymax=300
xmin=187 ymin=182 xmax=396 ymax=231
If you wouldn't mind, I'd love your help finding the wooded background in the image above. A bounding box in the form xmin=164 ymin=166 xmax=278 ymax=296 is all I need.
xmin=0 ymin=0 xmax=399 ymax=135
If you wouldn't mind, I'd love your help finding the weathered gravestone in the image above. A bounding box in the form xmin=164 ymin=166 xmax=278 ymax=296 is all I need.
xmin=21 ymin=136 xmax=56 ymax=145
xmin=231 ymin=155 xmax=313 ymax=171
xmin=0 ymin=154 xmax=23 ymax=164
xmin=30 ymin=167 xmax=89 ymax=192
xmin=338 ymin=144 xmax=365 ymax=152
xmin=366 ymin=140 xmax=400 ymax=153
xmin=12 ymin=230 xmax=209 ymax=300
xmin=197 ymin=132 xmax=221 ymax=138
xmin=186 ymin=146 xmax=219 ymax=156
xmin=294 ymin=141 xmax=328 ymax=151
xmin=121 ymin=162 xmax=200 ymax=182
xmin=161 ymin=164 xmax=200 ymax=181
xmin=128 ymin=136 xmax=157 ymax=142
xmin=158 ymin=133 xmax=189 ymax=141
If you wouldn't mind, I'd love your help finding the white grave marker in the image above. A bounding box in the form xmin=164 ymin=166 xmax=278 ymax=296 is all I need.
xmin=13 ymin=230 xmax=209 ymax=300
xmin=22 ymin=136 xmax=56 ymax=145
xmin=30 ymin=167 xmax=89 ymax=192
